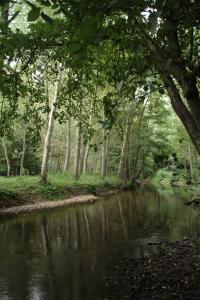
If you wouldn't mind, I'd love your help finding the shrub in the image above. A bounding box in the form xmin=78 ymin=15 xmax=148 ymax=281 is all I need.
xmin=153 ymin=169 xmax=173 ymax=185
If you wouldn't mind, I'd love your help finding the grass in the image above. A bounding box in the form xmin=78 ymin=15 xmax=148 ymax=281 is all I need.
xmin=0 ymin=173 xmax=121 ymax=190
xmin=0 ymin=173 xmax=123 ymax=203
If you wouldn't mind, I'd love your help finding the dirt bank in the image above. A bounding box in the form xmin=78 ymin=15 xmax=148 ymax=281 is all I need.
xmin=109 ymin=237 xmax=200 ymax=299
xmin=0 ymin=194 xmax=97 ymax=216
xmin=0 ymin=182 xmax=125 ymax=209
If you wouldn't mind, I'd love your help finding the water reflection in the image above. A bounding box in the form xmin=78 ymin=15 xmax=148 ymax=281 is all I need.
xmin=0 ymin=188 xmax=200 ymax=299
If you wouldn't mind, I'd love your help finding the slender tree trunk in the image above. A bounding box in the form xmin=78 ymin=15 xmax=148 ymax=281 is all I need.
xmin=63 ymin=118 xmax=71 ymax=172
xmin=118 ymin=122 xmax=129 ymax=178
xmin=20 ymin=126 xmax=27 ymax=176
xmin=73 ymin=120 xmax=82 ymax=179
xmin=82 ymin=144 xmax=90 ymax=175
xmin=2 ymin=138 xmax=11 ymax=177
xmin=105 ymin=135 xmax=109 ymax=174
xmin=82 ymin=115 xmax=92 ymax=175
xmin=118 ymin=103 xmax=136 ymax=178
xmin=131 ymin=99 xmax=148 ymax=182
xmin=41 ymin=67 xmax=63 ymax=183
xmin=100 ymin=128 xmax=107 ymax=178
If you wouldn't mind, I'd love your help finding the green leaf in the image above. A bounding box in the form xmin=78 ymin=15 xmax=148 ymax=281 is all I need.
xmin=28 ymin=7 xmax=41 ymax=22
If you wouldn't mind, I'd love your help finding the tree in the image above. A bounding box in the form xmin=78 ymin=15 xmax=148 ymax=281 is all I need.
xmin=63 ymin=118 xmax=71 ymax=172
xmin=73 ymin=118 xmax=82 ymax=180
xmin=41 ymin=65 xmax=63 ymax=183
xmin=29 ymin=1 xmax=200 ymax=154
xmin=2 ymin=137 xmax=11 ymax=177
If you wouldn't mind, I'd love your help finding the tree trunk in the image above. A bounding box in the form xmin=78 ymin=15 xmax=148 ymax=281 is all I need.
xmin=2 ymin=138 xmax=11 ymax=177
xmin=118 ymin=102 xmax=136 ymax=178
xmin=73 ymin=120 xmax=81 ymax=180
xmin=82 ymin=143 xmax=89 ymax=175
xmin=133 ymin=20 xmax=200 ymax=155
xmin=41 ymin=67 xmax=63 ymax=183
xmin=82 ymin=115 xmax=92 ymax=175
xmin=20 ymin=126 xmax=27 ymax=176
xmin=100 ymin=127 xmax=107 ymax=178
xmin=163 ymin=75 xmax=200 ymax=155
xmin=118 ymin=121 xmax=130 ymax=178
xmin=63 ymin=118 xmax=71 ymax=172
xmin=181 ymin=78 xmax=200 ymax=132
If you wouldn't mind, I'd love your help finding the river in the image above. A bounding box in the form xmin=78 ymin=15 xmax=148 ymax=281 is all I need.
xmin=0 ymin=187 xmax=199 ymax=300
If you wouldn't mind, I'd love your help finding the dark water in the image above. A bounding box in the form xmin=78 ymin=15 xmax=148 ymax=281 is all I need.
xmin=0 ymin=187 xmax=200 ymax=300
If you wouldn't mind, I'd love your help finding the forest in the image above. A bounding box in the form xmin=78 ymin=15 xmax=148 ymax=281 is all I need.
xmin=0 ymin=1 xmax=200 ymax=300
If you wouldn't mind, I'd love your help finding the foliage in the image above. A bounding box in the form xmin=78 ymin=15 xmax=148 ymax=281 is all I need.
xmin=0 ymin=188 xmax=20 ymax=208
xmin=0 ymin=174 xmax=122 ymax=201
xmin=153 ymin=169 xmax=174 ymax=186
xmin=0 ymin=0 xmax=199 ymax=189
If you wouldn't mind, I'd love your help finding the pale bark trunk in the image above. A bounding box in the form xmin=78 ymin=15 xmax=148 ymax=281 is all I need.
xmin=118 ymin=102 xmax=136 ymax=178
xmin=118 ymin=121 xmax=129 ymax=178
xmin=100 ymin=128 xmax=107 ymax=178
xmin=82 ymin=115 xmax=92 ymax=175
xmin=20 ymin=126 xmax=27 ymax=176
xmin=2 ymin=138 xmax=11 ymax=177
xmin=82 ymin=143 xmax=89 ymax=175
xmin=41 ymin=67 xmax=63 ymax=183
xmin=131 ymin=99 xmax=148 ymax=182
xmin=73 ymin=120 xmax=81 ymax=179
xmin=105 ymin=135 xmax=109 ymax=173
xmin=63 ymin=118 xmax=71 ymax=172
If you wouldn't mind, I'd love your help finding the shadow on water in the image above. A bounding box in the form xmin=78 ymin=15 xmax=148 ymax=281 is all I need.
xmin=1 ymin=187 xmax=200 ymax=299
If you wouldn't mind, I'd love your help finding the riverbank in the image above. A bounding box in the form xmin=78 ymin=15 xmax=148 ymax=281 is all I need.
xmin=109 ymin=237 xmax=200 ymax=299
xmin=0 ymin=194 xmax=98 ymax=216
xmin=0 ymin=174 xmax=128 ymax=210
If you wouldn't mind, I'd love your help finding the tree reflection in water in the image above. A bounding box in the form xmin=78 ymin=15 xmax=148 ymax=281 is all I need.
xmin=1 ymin=189 xmax=200 ymax=299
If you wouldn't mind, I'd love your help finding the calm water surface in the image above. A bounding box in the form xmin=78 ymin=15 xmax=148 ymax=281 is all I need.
xmin=0 ymin=187 xmax=200 ymax=300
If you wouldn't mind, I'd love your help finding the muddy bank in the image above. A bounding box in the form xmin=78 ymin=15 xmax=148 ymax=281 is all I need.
xmin=0 ymin=187 xmax=123 ymax=216
xmin=0 ymin=183 xmax=126 ymax=209
xmin=0 ymin=194 xmax=97 ymax=216
xmin=109 ymin=237 xmax=200 ymax=299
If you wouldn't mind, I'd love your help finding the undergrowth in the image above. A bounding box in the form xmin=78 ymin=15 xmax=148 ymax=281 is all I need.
xmin=0 ymin=174 xmax=123 ymax=203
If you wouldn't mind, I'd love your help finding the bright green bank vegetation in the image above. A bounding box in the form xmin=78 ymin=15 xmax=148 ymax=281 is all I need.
xmin=152 ymin=164 xmax=200 ymax=199
xmin=0 ymin=174 xmax=123 ymax=204
xmin=0 ymin=174 xmax=121 ymax=191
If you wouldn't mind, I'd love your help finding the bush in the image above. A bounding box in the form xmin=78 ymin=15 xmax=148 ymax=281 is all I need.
xmin=0 ymin=188 xmax=20 ymax=208
xmin=153 ymin=169 xmax=173 ymax=185
xmin=31 ymin=183 xmax=65 ymax=200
